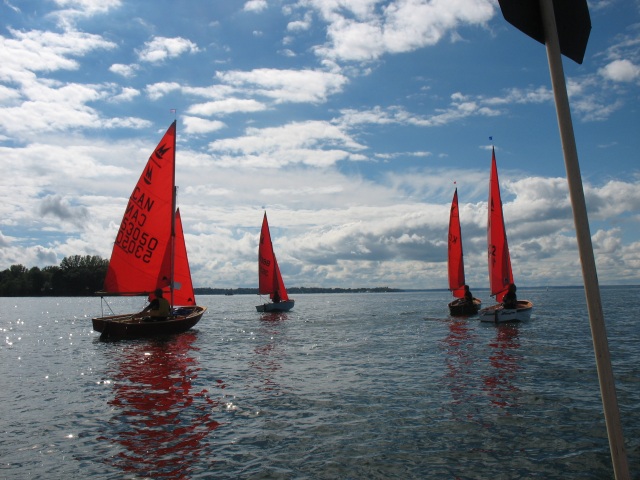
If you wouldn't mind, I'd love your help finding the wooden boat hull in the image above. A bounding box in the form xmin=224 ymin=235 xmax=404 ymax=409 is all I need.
xmin=256 ymin=299 xmax=295 ymax=313
xmin=92 ymin=306 xmax=207 ymax=339
xmin=478 ymin=300 xmax=533 ymax=323
xmin=448 ymin=298 xmax=482 ymax=316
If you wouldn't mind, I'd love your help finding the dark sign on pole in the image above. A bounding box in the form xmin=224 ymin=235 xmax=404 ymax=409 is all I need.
xmin=498 ymin=0 xmax=591 ymax=64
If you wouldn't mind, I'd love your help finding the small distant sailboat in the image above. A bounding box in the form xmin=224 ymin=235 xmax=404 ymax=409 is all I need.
xmin=478 ymin=148 xmax=533 ymax=323
xmin=256 ymin=212 xmax=295 ymax=313
xmin=448 ymin=188 xmax=481 ymax=315
xmin=92 ymin=121 xmax=207 ymax=339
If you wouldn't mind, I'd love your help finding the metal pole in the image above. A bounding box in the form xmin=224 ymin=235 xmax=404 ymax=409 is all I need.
xmin=539 ymin=0 xmax=629 ymax=477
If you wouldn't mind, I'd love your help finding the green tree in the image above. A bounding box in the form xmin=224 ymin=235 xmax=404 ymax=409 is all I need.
xmin=59 ymin=255 xmax=109 ymax=295
xmin=0 ymin=256 xmax=109 ymax=296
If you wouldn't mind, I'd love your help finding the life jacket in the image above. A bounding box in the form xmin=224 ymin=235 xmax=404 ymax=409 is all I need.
xmin=151 ymin=297 xmax=171 ymax=317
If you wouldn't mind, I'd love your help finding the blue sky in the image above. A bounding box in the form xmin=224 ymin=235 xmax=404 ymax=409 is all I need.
xmin=1 ymin=0 xmax=639 ymax=290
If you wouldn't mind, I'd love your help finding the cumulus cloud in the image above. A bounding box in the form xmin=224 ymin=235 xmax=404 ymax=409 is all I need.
xmin=183 ymin=116 xmax=227 ymax=135
xmin=306 ymin=0 xmax=495 ymax=63
xmin=109 ymin=63 xmax=139 ymax=78
xmin=137 ymin=36 xmax=200 ymax=63
xmin=39 ymin=194 xmax=89 ymax=227
xmin=0 ymin=231 xmax=10 ymax=248
xmin=207 ymin=120 xmax=366 ymax=168
xmin=108 ymin=87 xmax=140 ymax=102
xmin=53 ymin=0 xmax=122 ymax=15
xmin=338 ymin=96 xmax=501 ymax=130
xmin=50 ymin=0 xmax=122 ymax=28
xmin=599 ymin=59 xmax=640 ymax=82
xmin=145 ymin=81 xmax=181 ymax=100
xmin=0 ymin=28 xmax=116 ymax=83
xmin=244 ymin=0 xmax=267 ymax=12
xmin=187 ymin=98 xmax=267 ymax=116
xmin=215 ymin=68 xmax=349 ymax=103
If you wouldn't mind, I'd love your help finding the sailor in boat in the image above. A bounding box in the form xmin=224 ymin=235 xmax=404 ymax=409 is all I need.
xmin=141 ymin=288 xmax=171 ymax=321
xmin=272 ymin=290 xmax=281 ymax=303
xmin=502 ymin=283 xmax=517 ymax=309
xmin=463 ymin=285 xmax=474 ymax=305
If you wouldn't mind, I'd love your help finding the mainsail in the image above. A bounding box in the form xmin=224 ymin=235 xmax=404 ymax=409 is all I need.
xmin=258 ymin=212 xmax=289 ymax=302
xmin=448 ymin=188 xmax=466 ymax=298
xmin=487 ymin=148 xmax=514 ymax=302
xmin=103 ymin=122 xmax=177 ymax=297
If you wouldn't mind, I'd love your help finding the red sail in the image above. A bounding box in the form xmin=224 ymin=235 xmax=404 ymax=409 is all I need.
xmin=158 ymin=209 xmax=196 ymax=306
xmin=448 ymin=188 xmax=466 ymax=298
xmin=487 ymin=148 xmax=514 ymax=302
xmin=103 ymin=122 xmax=176 ymax=295
xmin=258 ymin=212 xmax=289 ymax=301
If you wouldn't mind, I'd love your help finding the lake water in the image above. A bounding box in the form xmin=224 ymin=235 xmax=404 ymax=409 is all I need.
xmin=0 ymin=288 xmax=638 ymax=479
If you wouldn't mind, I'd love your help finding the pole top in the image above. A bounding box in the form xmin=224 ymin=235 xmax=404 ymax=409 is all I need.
xmin=498 ymin=0 xmax=591 ymax=64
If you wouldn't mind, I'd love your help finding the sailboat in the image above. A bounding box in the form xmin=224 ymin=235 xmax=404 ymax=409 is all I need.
xmin=478 ymin=148 xmax=533 ymax=323
xmin=92 ymin=121 xmax=207 ymax=339
xmin=448 ymin=188 xmax=481 ymax=315
xmin=256 ymin=212 xmax=295 ymax=313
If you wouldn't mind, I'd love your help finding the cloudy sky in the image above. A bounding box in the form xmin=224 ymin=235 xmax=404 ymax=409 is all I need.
xmin=1 ymin=0 xmax=639 ymax=291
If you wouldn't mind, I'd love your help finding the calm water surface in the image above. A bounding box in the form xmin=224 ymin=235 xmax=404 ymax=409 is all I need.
xmin=1 ymin=288 xmax=639 ymax=479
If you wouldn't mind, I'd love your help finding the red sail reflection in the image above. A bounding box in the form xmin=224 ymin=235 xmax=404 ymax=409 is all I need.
xmin=482 ymin=325 xmax=521 ymax=409
xmin=100 ymin=333 xmax=223 ymax=478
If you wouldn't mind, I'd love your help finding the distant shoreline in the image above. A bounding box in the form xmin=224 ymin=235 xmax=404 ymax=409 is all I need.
xmin=1 ymin=284 xmax=637 ymax=298
xmin=194 ymin=286 xmax=403 ymax=295
xmin=194 ymin=284 xmax=639 ymax=295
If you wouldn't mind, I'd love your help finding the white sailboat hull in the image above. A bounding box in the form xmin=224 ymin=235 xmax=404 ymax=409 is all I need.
xmin=478 ymin=300 xmax=533 ymax=323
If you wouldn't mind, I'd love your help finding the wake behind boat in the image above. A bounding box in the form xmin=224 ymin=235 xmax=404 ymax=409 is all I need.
xmin=92 ymin=121 xmax=206 ymax=339
xmin=447 ymin=187 xmax=481 ymax=316
xmin=256 ymin=212 xmax=294 ymax=313
xmin=478 ymin=148 xmax=532 ymax=323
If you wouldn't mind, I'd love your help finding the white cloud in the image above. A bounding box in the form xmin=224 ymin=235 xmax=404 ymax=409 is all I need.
xmin=108 ymin=87 xmax=140 ymax=102
xmin=50 ymin=0 xmax=122 ymax=28
xmin=287 ymin=19 xmax=311 ymax=32
xmin=216 ymin=68 xmax=349 ymax=103
xmin=53 ymin=0 xmax=122 ymax=14
xmin=137 ymin=36 xmax=200 ymax=63
xmin=244 ymin=0 xmax=267 ymax=12
xmin=109 ymin=63 xmax=139 ymax=78
xmin=187 ymin=98 xmax=267 ymax=116
xmin=207 ymin=120 xmax=366 ymax=168
xmin=145 ymin=81 xmax=181 ymax=100
xmin=337 ymin=97 xmax=501 ymax=130
xmin=0 ymin=28 xmax=116 ymax=83
xmin=0 ymin=84 xmax=21 ymax=103
xmin=306 ymin=0 xmax=495 ymax=63
xmin=183 ymin=116 xmax=227 ymax=135
xmin=599 ymin=59 xmax=640 ymax=82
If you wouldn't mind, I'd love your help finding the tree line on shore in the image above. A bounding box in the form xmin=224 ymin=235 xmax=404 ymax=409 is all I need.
xmin=0 ymin=255 xmax=109 ymax=296
xmin=0 ymin=256 xmax=403 ymax=297
xmin=195 ymin=286 xmax=402 ymax=295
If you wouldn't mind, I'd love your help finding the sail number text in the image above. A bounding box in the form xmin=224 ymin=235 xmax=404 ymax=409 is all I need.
xmin=115 ymin=201 xmax=159 ymax=262
xmin=259 ymin=255 xmax=270 ymax=276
